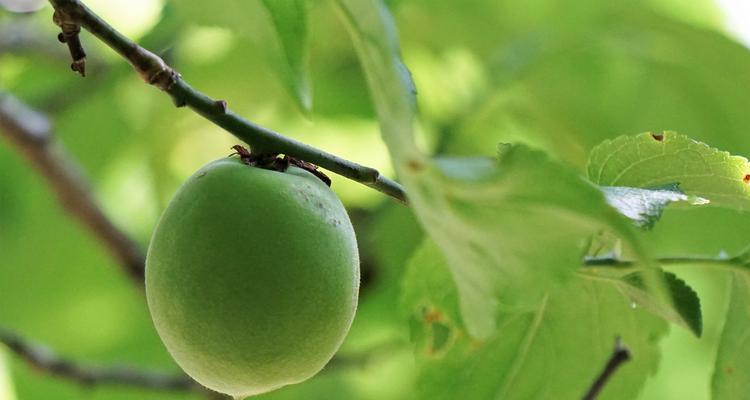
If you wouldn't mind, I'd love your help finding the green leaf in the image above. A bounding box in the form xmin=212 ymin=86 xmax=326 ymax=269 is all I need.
xmin=434 ymin=4 xmax=750 ymax=178
xmin=260 ymin=0 xmax=312 ymax=113
xmin=171 ymin=0 xmax=312 ymax=113
xmin=596 ymin=269 xmax=703 ymax=337
xmin=712 ymin=269 xmax=750 ymax=399
xmin=333 ymin=0 xmax=420 ymax=162
xmin=335 ymin=0 xmax=666 ymax=340
xmin=599 ymin=185 xmax=706 ymax=229
xmin=403 ymin=145 xmax=654 ymax=339
xmin=588 ymin=132 xmax=750 ymax=210
xmin=403 ymin=241 xmax=667 ymax=400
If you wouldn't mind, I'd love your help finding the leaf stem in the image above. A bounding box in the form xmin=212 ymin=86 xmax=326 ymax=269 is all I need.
xmin=47 ymin=0 xmax=407 ymax=203
xmin=582 ymin=337 xmax=631 ymax=400
xmin=584 ymin=253 xmax=750 ymax=271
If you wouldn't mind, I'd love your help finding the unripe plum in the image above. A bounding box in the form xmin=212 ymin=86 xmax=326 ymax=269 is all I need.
xmin=146 ymin=156 xmax=360 ymax=398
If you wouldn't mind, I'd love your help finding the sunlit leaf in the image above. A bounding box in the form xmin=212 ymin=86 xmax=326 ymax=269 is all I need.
xmin=588 ymin=132 xmax=750 ymax=210
xmin=0 ymin=351 xmax=15 ymax=400
xmin=599 ymin=185 xmax=706 ymax=229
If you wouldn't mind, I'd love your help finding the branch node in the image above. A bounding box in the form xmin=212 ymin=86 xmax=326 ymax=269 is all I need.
xmin=214 ymin=100 xmax=228 ymax=114
xmin=52 ymin=8 xmax=86 ymax=77
xmin=359 ymin=166 xmax=380 ymax=183
xmin=70 ymin=59 xmax=86 ymax=77
xmin=136 ymin=53 xmax=179 ymax=91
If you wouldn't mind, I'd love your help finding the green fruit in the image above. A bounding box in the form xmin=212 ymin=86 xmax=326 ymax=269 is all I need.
xmin=146 ymin=157 xmax=360 ymax=398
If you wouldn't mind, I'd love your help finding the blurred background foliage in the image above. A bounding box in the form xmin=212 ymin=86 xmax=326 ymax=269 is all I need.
xmin=1 ymin=0 xmax=750 ymax=398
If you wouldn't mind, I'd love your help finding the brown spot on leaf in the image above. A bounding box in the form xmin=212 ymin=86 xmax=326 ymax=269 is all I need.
xmin=651 ymin=132 xmax=664 ymax=142
xmin=416 ymin=305 xmax=458 ymax=358
xmin=423 ymin=308 xmax=443 ymax=323
xmin=407 ymin=159 xmax=425 ymax=172
xmin=726 ymin=367 xmax=734 ymax=375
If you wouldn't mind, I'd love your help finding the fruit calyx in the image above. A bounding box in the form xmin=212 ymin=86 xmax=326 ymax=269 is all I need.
xmin=230 ymin=144 xmax=332 ymax=187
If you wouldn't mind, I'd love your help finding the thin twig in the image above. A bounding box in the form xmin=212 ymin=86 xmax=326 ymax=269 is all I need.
xmin=52 ymin=7 xmax=86 ymax=76
xmin=0 ymin=92 xmax=146 ymax=285
xmin=582 ymin=337 xmax=631 ymax=400
xmin=47 ymin=0 xmax=407 ymax=203
xmin=583 ymin=250 xmax=750 ymax=271
xmin=0 ymin=328 xmax=207 ymax=393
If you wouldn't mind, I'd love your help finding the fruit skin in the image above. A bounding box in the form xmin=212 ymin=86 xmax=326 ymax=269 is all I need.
xmin=146 ymin=157 xmax=360 ymax=398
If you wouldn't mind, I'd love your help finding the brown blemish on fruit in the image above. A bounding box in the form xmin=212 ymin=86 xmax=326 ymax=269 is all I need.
xmin=651 ymin=132 xmax=664 ymax=142
xmin=744 ymin=174 xmax=750 ymax=184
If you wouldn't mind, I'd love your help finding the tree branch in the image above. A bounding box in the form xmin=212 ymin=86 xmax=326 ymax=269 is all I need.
xmin=0 ymin=328 xmax=219 ymax=395
xmin=0 ymin=92 xmax=146 ymax=285
xmin=582 ymin=337 xmax=631 ymax=400
xmin=47 ymin=0 xmax=407 ymax=204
